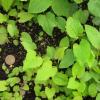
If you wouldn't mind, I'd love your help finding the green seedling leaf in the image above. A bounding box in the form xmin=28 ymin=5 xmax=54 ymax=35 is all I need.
xmin=88 ymin=83 xmax=97 ymax=97
xmin=34 ymin=85 xmax=41 ymax=96
xmin=13 ymin=85 xmax=20 ymax=92
xmin=7 ymin=77 xmax=20 ymax=87
xmin=8 ymin=67 xmax=20 ymax=77
xmin=73 ymin=10 xmax=89 ymax=24
xmin=35 ymin=60 xmax=57 ymax=82
xmin=59 ymin=36 xmax=69 ymax=48
xmin=45 ymin=87 xmax=55 ymax=99
xmin=92 ymin=17 xmax=100 ymax=26
xmin=0 ymin=81 xmax=7 ymax=91
xmin=67 ymin=77 xmax=86 ymax=93
xmin=72 ymin=62 xmax=85 ymax=78
xmin=67 ymin=77 xmax=79 ymax=89
xmin=85 ymin=25 xmax=100 ymax=50
xmin=52 ymin=0 xmax=78 ymax=17
xmin=18 ymin=11 xmax=33 ymax=23
xmin=54 ymin=47 xmax=66 ymax=60
xmin=74 ymin=0 xmax=83 ymax=4
xmin=80 ymin=72 xmax=92 ymax=82
xmin=8 ymin=9 xmax=17 ymax=17
xmin=0 ymin=26 xmax=8 ymax=45
xmin=23 ymin=84 xmax=29 ymax=91
xmin=20 ymin=32 xmax=36 ymax=51
xmin=59 ymin=49 xmax=75 ymax=68
xmin=7 ymin=21 xmax=19 ymax=37
xmin=96 ymin=93 xmax=100 ymax=100
xmin=21 ymin=32 xmax=32 ymax=43
xmin=55 ymin=96 xmax=67 ymax=100
xmin=74 ymin=96 xmax=83 ymax=100
xmin=28 ymin=0 xmax=52 ymax=13
xmin=0 ymin=13 xmax=8 ymax=23
xmin=52 ymin=72 xmax=68 ymax=86
xmin=23 ymin=50 xmax=43 ymax=70
xmin=38 ymin=12 xmax=56 ymax=36
xmin=56 ymin=17 xmax=66 ymax=32
xmin=46 ymin=46 xmax=55 ymax=59
xmin=13 ymin=40 xmax=19 ymax=46
xmin=66 ymin=17 xmax=84 ymax=39
xmin=1 ymin=0 xmax=14 ymax=11
xmin=90 ymin=71 xmax=100 ymax=83
xmin=73 ymin=39 xmax=92 ymax=67
xmin=88 ymin=0 xmax=100 ymax=17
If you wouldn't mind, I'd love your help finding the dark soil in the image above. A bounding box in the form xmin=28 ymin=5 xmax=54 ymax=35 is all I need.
xmin=84 ymin=96 xmax=96 ymax=100
xmin=0 ymin=42 xmax=26 ymax=67
xmin=23 ymin=82 xmax=35 ymax=100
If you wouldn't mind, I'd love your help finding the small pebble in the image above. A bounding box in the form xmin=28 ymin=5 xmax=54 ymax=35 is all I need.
xmin=5 ymin=55 xmax=15 ymax=66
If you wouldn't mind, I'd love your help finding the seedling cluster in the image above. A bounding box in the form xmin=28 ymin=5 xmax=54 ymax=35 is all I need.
xmin=0 ymin=0 xmax=100 ymax=100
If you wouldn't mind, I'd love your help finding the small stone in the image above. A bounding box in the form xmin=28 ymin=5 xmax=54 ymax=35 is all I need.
xmin=5 ymin=55 xmax=15 ymax=66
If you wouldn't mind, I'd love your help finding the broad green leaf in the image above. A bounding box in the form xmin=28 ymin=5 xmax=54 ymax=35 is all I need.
xmin=85 ymin=25 xmax=100 ymax=50
xmin=18 ymin=11 xmax=33 ymax=23
xmin=23 ymin=50 xmax=43 ymax=70
xmin=8 ymin=67 xmax=20 ymax=77
xmin=1 ymin=0 xmax=14 ymax=11
xmin=67 ymin=77 xmax=86 ymax=93
xmin=88 ymin=0 xmax=100 ymax=17
xmin=46 ymin=46 xmax=55 ymax=59
xmin=21 ymin=42 xmax=36 ymax=51
xmin=72 ymin=63 xmax=85 ymax=78
xmin=96 ymin=93 xmax=100 ymax=100
xmin=56 ymin=17 xmax=66 ymax=32
xmin=92 ymin=17 xmax=100 ymax=26
xmin=7 ymin=77 xmax=20 ymax=87
xmin=66 ymin=17 xmax=84 ymax=38
xmin=7 ymin=22 xmax=19 ymax=37
xmin=21 ymin=32 xmax=33 ymax=43
xmin=78 ymin=82 xmax=86 ymax=93
xmin=38 ymin=12 xmax=56 ymax=36
xmin=73 ymin=39 xmax=91 ymax=66
xmin=0 ymin=81 xmax=7 ymax=91
xmin=59 ymin=49 xmax=75 ymax=68
xmin=67 ymin=77 xmax=79 ymax=89
xmin=55 ymin=96 xmax=67 ymax=100
xmin=35 ymin=60 xmax=57 ymax=82
xmin=34 ymin=85 xmax=41 ymax=96
xmin=73 ymin=96 xmax=82 ymax=100
xmin=88 ymin=83 xmax=97 ymax=97
xmin=80 ymin=72 xmax=92 ymax=82
xmin=52 ymin=72 xmax=68 ymax=86
xmin=73 ymin=10 xmax=89 ymax=24
xmin=23 ymin=84 xmax=29 ymax=91
xmin=90 ymin=72 xmax=100 ymax=83
xmin=74 ymin=0 xmax=83 ymax=4
xmin=0 ymin=26 xmax=8 ymax=45
xmin=0 ymin=13 xmax=8 ymax=23
xmin=59 ymin=37 xmax=69 ymax=48
xmin=8 ymin=9 xmax=17 ymax=17
xmin=52 ymin=0 xmax=78 ymax=17
xmin=20 ymin=32 xmax=36 ymax=51
xmin=54 ymin=47 xmax=66 ymax=60
xmin=45 ymin=87 xmax=55 ymax=99
xmin=13 ymin=86 xmax=20 ymax=92
xmin=28 ymin=0 xmax=52 ymax=13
